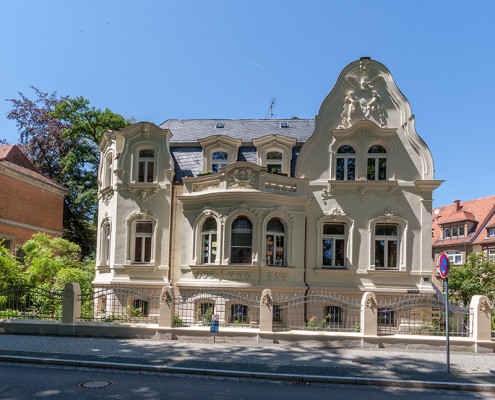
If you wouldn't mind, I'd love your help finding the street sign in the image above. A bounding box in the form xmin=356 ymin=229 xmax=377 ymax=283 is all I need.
xmin=439 ymin=253 xmax=450 ymax=279
xmin=210 ymin=314 xmax=219 ymax=334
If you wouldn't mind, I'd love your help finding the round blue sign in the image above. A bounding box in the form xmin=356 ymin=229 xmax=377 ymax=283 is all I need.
xmin=439 ymin=253 xmax=450 ymax=278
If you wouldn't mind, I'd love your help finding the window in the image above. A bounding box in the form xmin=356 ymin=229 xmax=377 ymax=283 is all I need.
xmin=230 ymin=304 xmax=249 ymax=324
xmin=266 ymin=219 xmax=285 ymax=266
xmin=201 ymin=218 xmax=217 ymax=264
xmin=322 ymin=224 xmax=346 ymax=268
xmin=375 ymin=224 xmax=398 ymax=269
xmin=335 ymin=145 xmax=355 ymax=180
xmin=273 ymin=305 xmax=283 ymax=324
xmin=0 ymin=239 xmax=12 ymax=251
xmin=212 ymin=151 xmax=228 ymax=173
xmin=230 ymin=217 xmax=252 ymax=264
xmin=488 ymin=228 xmax=495 ymax=238
xmin=15 ymin=247 xmax=25 ymax=263
xmin=323 ymin=306 xmax=343 ymax=325
xmin=443 ymin=225 xmax=465 ymax=239
xmin=198 ymin=302 xmax=214 ymax=325
xmin=138 ymin=150 xmax=155 ymax=182
xmin=101 ymin=223 xmax=111 ymax=265
xmin=489 ymin=250 xmax=495 ymax=262
xmin=134 ymin=221 xmax=153 ymax=263
xmin=131 ymin=299 xmax=149 ymax=317
xmin=367 ymin=145 xmax=387 ymax=181
xmin=103 ymin=153 xmax=113 ymax=187
xmin=445 ymin=250 xmax=462 ymax=265
xmin=266 ymin=151 xmax=283 ymax=174
xmin=378 ymin=309 xmax=396 ymax=326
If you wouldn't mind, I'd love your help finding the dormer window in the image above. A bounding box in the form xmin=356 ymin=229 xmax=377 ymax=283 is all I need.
xmin=335 ymin=145 xmax=355 ymax=181
xmin=488 ymin=228 xmax=495 ymax=238
xmin=367 ymin=145 xmax=387 ymax=181
xmin=138 ymin=150 xmax=155 ymax=183
xmin=212 ymin=151 xmax=228 ymax=173
xmin=216 ymin=122 xmax=225 ymax=128
xmin=266 ymin=151 xmax=283 ymax=174
xmin=280 ymin=122 xmax=289 ymax=128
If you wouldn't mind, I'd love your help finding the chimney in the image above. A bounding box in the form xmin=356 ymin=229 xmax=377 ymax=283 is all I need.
xmin=454 ymin=199 xmax=461 ymax=212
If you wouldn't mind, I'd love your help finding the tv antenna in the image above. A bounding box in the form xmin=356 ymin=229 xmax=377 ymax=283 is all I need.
xmin=265 ymin=98 xmax=276 ymax=119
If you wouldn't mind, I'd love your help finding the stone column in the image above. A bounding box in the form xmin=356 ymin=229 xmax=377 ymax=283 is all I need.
xmin=469 ymin=295 xmax=492 ymax=342
xmin=159 ymin=286 xmax=175 ymax=328
xmin=259 ymin=289 xmax=273 ymax=332
xmin=361 ymin=292 xmax=378 ymax=336
xmin=62 ymin=282 xmax=81 ymax=324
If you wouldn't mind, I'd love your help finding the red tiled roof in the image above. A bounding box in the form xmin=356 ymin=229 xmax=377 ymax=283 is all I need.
xmin=0 ymin=145 xmax=67 ymax=192
xmin=432 ymin=196 xmax=495 ymax=247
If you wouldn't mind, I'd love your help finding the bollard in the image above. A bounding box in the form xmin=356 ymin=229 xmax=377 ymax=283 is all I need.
xmin=62 ymin=282 xmax=81 ymax=324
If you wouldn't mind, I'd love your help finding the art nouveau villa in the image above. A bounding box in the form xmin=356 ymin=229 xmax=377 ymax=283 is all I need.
xmin=94 ymin=58 xmax=443 ymax=320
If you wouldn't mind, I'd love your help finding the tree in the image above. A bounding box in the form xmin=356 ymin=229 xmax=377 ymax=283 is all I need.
xmin=7 ymin=89 xmax=133 ymax=256
xmin=448 ymin=252 xmax=495 ymax=306
xmin=0 ymin=241 xmax=25 ymax=290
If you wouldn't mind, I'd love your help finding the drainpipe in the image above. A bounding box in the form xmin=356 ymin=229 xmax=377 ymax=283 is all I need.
xmin=303 ymin=216 xmax=309 ymax=324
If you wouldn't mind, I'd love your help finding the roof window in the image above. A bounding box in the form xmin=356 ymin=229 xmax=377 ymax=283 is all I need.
xmin=280 ymin=122 xmax=289 ymax=128
xmin=216 ymin=122 xmax=225 ymax=128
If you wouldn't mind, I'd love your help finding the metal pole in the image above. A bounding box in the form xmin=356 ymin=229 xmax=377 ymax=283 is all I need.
xmin=445 ymin=277 xmax=450 ymax=374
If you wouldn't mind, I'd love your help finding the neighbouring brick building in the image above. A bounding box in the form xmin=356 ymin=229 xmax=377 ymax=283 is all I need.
xmin=432 ymin=195 xmax=495 ymax=288
xmin=0 ymin=145 xmax=68 ymax=254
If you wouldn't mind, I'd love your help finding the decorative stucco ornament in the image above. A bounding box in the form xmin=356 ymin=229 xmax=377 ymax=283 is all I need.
xmin=99 ymin=186 xmax=114 ymax=205
xmin=366 ymin=296 xmax=377 ymax=310
xmin=161 ymin=291 xmax=173 ymax=306
xmin=479 ymin=298 xmax=491 ymax=313
xmin=128 ymin=185 xmax=160 ymax=201
xmin=227 ymin=167 xmax=259 ymax=189
xmin=262 ymin=293 xmax=272 ymax=308
xmin=325 ymin=207 xmax=345 ymax=221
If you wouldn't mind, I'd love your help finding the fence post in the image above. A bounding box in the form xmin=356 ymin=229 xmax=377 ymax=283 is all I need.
xmin=361 ymin=292 xmax=377 ymax=336
xmin=469 ymin=295 xmax=492 ymax=345
xmin=62 ymin=282 xmax=81 ymax=324
xmin=260 ymin=289 xmax=273 ymax=332
xmin=159 ymin=286 xmax=175 ymax=328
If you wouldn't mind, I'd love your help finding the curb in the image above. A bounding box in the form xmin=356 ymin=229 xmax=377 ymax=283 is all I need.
xmin=1 ymin=354 xmax=494 ymax=392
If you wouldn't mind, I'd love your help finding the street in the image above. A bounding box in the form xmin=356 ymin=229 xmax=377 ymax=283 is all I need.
xmin=0 ymin=363 xmax=492 ymax=400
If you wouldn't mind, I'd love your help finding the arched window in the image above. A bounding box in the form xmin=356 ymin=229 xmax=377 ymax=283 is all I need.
xmin=266 ymin=219 xmax=285 ymax=266
xmin=367 ymin=145 xmax=387 ymax=181
xmin=201 ymin=218 xmax=217 ymax=264
xmin=335 ymin=145 xmax=355 ymax=181
xmin=103 ymin=153 xmax=113 ymax=188
xmin=375 ymin=224 xmax=398 ymax=269
xmin=231 ymin=217 xmax=252 ymax=264
xmin=322 ymin=223 xmax=346 ymax=268
xmin=101 ymin=222 xmax=111 ymax=265
xmin=134 ymin=221 xmax=153 ymax=263
xmin=138 ymin=149 xmax=155 ymax=182
xmin=266 ymin=151 xmax=283 ymax=174
xmin=212 ymin=151 xmax=228 ymax=173
xmin=445 ymin=250 xmax=463 ymax=265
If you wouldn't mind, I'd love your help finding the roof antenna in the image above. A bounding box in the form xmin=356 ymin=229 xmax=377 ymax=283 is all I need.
xmin=265 ymin=98 xmax=275 ymax=119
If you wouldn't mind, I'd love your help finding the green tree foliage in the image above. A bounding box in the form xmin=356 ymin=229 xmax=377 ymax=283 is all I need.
xmin=0 ymin=241 xmax=25 ymax=290
xmin=21 ymin=233 xmax=95 ymax=296
xmin=7 ymin=89 xmax=133 ymax=256
xmin=448 ymin=252 xmax=495 ymax=306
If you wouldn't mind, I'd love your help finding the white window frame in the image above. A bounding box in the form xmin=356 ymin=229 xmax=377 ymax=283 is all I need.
xmin=211 ymin=150 xmax=228 ymax=174
xmin=367 ymin=145 xmax=387 ymax=181
xmin=374 ymin=224 xmax=399 ymax=269
xmin=369 ymin=215 xmax=407 ymax=271
xmin=488 ymin=249 xmax=495 ymax=263
xmin=335 ymin=145 xmax=356 ymax=181
xmin=316 ymin=212 xmax=353 ymax=269
xmin=103 ymin=153 xmax=113 ymax=188
xmin=99 ymin=220 xmax=111 ymax=266
xmin=126 ymin=212 xmax=157 ymax=266
xmin=322 ymin=223 xmax=346 ymax=268
xmin=201 ymin=217 xmax=218 ymax=264
xmin=198 ymin=136 xmax=241 ymax=174
xmin=265 ymin=219 xmax=286 ymax=266
xmin=445 ymin=250 xmax=463 ymax=265
xmin=488 ymin=228 xmax=495 ymax=238
xmin=253 ymin=135 xmax=296 ymax=176
xmin=137 ymin=149 xmax=155 ymax=183
xmin=224 ymin=210 xmax=259 ymax=266
xmin=265 ymin=151 xmax=284 ymax=174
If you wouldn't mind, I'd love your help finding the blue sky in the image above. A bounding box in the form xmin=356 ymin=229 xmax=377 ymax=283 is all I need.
xmin=1 ymin=1 xmax=494 ymax=208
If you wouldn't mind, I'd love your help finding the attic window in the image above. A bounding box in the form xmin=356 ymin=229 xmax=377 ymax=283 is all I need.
xmin=280 ymin=122 xmax=289 ymax=128
xmin=216 ymin=122 xmax=225 ymax=128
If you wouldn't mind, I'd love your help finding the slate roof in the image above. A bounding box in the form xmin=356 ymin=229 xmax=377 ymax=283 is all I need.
xmin=0 ymin=145 xmax=67 ymax=192
xmin=432 ymin=196 xmax=495 ymax=247
xmin=162 ymin=119 xmax=314 ymax=144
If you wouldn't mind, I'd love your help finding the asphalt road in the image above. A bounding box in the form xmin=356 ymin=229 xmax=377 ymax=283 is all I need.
xmin=0 ymin=363 xmax=493 ymax=400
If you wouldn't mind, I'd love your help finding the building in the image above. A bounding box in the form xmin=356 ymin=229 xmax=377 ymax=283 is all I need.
xmin=0 ymin=145 xmax=68 ymax=255
xmin=432 ymin=196 xmax=495 ymax=287
xmin=94 ymin=58 xmax=442 ymax=316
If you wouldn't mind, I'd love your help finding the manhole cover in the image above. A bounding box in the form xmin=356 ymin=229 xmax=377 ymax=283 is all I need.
xmin=77 ymin=379 xmax=117 ymax=390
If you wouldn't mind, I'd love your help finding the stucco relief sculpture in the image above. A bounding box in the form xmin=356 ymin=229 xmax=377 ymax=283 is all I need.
xmin=227 ymin=167 xmax=259 ymax=189
xmin=338 ymin=73 xmax=387 ymax=128
xmin=192 ymin=181 xmax=220 ymax=192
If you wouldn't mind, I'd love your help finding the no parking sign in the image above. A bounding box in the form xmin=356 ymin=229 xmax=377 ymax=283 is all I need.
xmin=439 ymin=253 xmax=450 ymax=278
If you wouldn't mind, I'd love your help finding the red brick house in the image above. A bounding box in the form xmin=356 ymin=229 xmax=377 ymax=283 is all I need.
xmin=432 ymin=196 xmax=495 ymax=287
xmin=0 ymin=145 xmax=68 ymax=255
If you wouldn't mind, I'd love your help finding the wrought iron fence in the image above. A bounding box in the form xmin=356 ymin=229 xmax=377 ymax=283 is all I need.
xmin=175 ymin=289 xmax=260 ymax=327
xmin=376 ymin=294 xmax=472 ymax=337
xmin=0 ymin=285 xmax=62 ymax=320
xmin=273 ymin=291 xmax=362 ymax=332
xmin=79 ymin=286 xmax=161 ymax=324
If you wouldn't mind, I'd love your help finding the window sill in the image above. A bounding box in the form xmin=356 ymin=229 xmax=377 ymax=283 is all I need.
xmin=123 ymin=263 xmax=156 ymax=272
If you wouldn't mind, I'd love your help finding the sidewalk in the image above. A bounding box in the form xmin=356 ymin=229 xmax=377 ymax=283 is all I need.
xmin=1 ymin=334 xmax=495 ymax=391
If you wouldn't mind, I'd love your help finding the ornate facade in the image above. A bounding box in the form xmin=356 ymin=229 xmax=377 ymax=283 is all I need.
xmin=94 ymin=58 xmax=442 ymax=307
